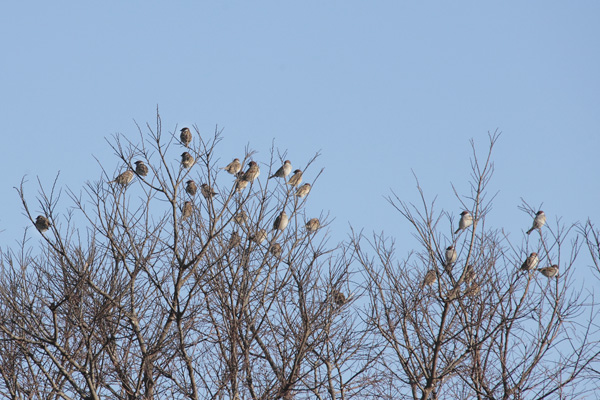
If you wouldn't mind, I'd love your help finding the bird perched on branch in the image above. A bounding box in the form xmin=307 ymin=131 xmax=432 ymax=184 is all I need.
xmin=455 ymin=211 xmax=473 ymax=234
xmin=228 ymin=232 xmax=242 ymax=249
xmin=526 ymin=211 xmax=546 ymax=235
xmin=234 ymin=211 xmax=248 ymax=225
xmin=235 ymin=178 xmax=249 ymax=192
xmin=332 ymin=290 xmax=347 ymax=306
xmin=110 ymin=170 xmax=134 ymax=186
xmin=269 ymin=243 xmax=282 ymax=257
xmin=273 ymin=211 xmax=289 ymax=231
xmin=287 ymin=169 xmax=303 ymax=187
xmin=223 ymin=158 xmax=242 ymax=175
xmin=251 ymin=229 xmax=267 ymax=244
xmin=305 ymin=218 xmax=320 ymax=232
xmin=185 ymin=180 xmax=197 ymax=196
xmin=35 ymin=215 xmax=51 ymax=233
xmin=445 ymin=246 xmax=457 ymax=272
xmin=538 ymin=264 xmax=558 ymax=278
xmin=521 ymin=252 xmax=539 ymax=271
xmin=422 ymin=269 xmax=436 ymax=287
xmin=201 ymin=183 xmax=217 ymax=200
xmin=243 ymin=161 xmax=260 ymax=182
xmin=134 ymin=161 xmax=148 ymax=177
xmin=181 ymin=152 xmax=194 ymax=169
xmin=295 ymin=183 xmax=311 ymax=198
xmin=180 ymin=127 xmax=192 ymax=147
xmin=182 ymin=201 xmax=193 ymax=220
xmin=269 ymin=160 xmax=292 ymax=179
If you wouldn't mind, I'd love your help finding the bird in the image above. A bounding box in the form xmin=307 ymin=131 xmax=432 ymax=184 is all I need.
xmin=185 ymin=180 xmax=197 ymax=196
xmin=201 ymin=183 xmax=217 ymax=200
xmin=287 ymin=169 xmax=303 ymax=187
xmin=134 ymin=161 xmax=148 ymax=177
xmin=182 ymin=201 xmax=193 ymax=220
xmin=332 ymin=290 xmax=346 ymax=306
xmin=305 ymin=218 xmax=320 ymax=232
xmin=455 ymin=211 xmax=473 ymax=234
xmin=273 ymin=211 xmax=289 ymax=231
xmin=223 ymin=158 xmax=242 ymax=175
xmin=228 ymin=232 xmax=242 ymax=249
xmin=110 ymin=170 xmax=134 ymax=186
xmin=269 ymin=243 xmax=282 ymax=257
xmin=422 ymin=269 xmax=437 ymax=287
xmin=463 ymin=264 xmax=476 ymax=284
xmin=35 ymin=215 xmax=51 ymax=233
xmin=538 ymin=264 xmax=559 ymax=278
xmin=295 ymin=183 xmax=311 ymax=198
xmin=269 ymin=160 xmax=292 ymax=179
xmin=180 ymin=127 xmax=192 ymax=147
xmin=251 ymin=229 xmax=267 ymax=244
xmin=235 ymin=178 xmax=249 ymax=192
xmin=465 ymin=283 xmax=480 ymax=296
xmin=445 ymin=246 xmax=457 ymax=272
xmin=234 ymin=211 xmax=248 ymax=225
xmin=243 ymin=161 xmax=260 ymax=182
xmin=446 ymin=286 xmax=461 ymax=301
xmin=181 ymin=152 xmax=195 ymax=169
xmin=526 ymin=211 xmax=546 ymax=235
xmin=521 ymin=252 xmax=539 ymax=271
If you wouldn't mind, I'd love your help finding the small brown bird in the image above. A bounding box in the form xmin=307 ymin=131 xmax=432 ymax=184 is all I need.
xmin=538 ymin=264 xmax=559 ymax=278
xmin=455 ymin=211 xmax=473 ymax=234
xmin=422 ymin=269 xmax=437 ymax=287
xmin=463 ymin=264 xmax=476 ymax=284
xmin=251 ymin=229 xmax=267 ymax=244
xmin=180 ymin=127 xmax=192 ymax=147
xmin=269 ymin=160 xmax=292 ymax=179
xmin=445 ymin=246 xmax=457 ymax=268
xmin=332 ymin=290 xmax=346 ymax=306
xmin=201 ymin=183 xmax=217 ymax=200
xmin=273 ymin=211 xmax=289 ymax=231
xmin=269 ymin=243 xmax=282 ymax=257
xmin=181 ymin=152 xmax=194 ymax=169
xmin=35 ymin=215 xmax=51 ymax=233
xmin=182 ymin=201 xmax=193 ymax=220
xmin=243 ymin=161 xmax=260 ymax=182
xmin=134 ymin=160 xmax=149 ymax=177
xmin=223 ymin=158 xmax=242 ymax=175
xmin=527 ymin=211 xmax=546 ymax=235
xmin=446 ymin=286 xmax=461 ymax=301
xmin=110 ymin=170 xmax=134 ymax=186
xmin=295 ymin=183 xmax=311 ymax=198
xmin=287 ymin=169 xmax=303 ymax=187
xmin=235 ymin=178 xmax=249 ymax=192
xmin=305 ymin=218 xmax=320 ymax=232
xmin=234 ymin=211 xmax=248 ymax=225
xmin=228 ymin=232 xmax=242 ymax=249
xmin=185 ymin=180 xmax=197 ymax=196
xmin=521 ymin=252 xmax=539 ymax=271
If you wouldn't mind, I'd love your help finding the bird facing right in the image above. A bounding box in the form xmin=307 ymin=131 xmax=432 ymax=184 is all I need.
xmin=521 ymin=252 xmax=539 ymax=271
xmin=538 ymin=264 xmax=559 ymax=278
xmin=287 ymin=169 xmax=303 ymax=187
xmin=455 ymin=211 xmax=473 ymax=234
xmin=110 ymin=170 xmax=134 ymax=186
xmin=223 ymin=158 xmax=242 ymax=175
xmin=295 ymin=183 xmax=311 ymax=198
xmin=269 ymin=160 xmax=292 ymax=179
xmin=305 ymin=218 xmax=320 ymax=232
xmin=526 ymin=211 xmax=546 ymax=235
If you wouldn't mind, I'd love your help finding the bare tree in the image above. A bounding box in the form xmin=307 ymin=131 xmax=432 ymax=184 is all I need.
xmin=353 ymin=132 xmax=600 ymax=399
xmin=0 ymin=113 xmax=376 ymax=400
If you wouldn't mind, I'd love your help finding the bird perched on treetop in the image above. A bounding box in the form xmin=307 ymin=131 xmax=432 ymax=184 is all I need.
xmin=134 ymin=161 xmax=148 ymax=177
xmin=273 ymin=211 xmax=289 ymax=231
xmin=181 ymin=152 xmax=194 ymax=169
xmin=35 ymin=215 xmax=51 ymax=233
xmin=243 ymin=161 xmax=260 ymax=182
xmin=269 ymin=160 xmax=292 ymax=179
xmin=223 ymin=158 xmax=242 ymax=175
xmin=538 ymin=264 xmax=559 ymax=278
xmin=295 ymin=183 xmax=311 ymax=198
xmin=527 ymin=211 xmax=546 ymax=235
xmin=180 ymin=127 xmax=192 ymax=147
xmin=455 ymin=211 xmax=473 ymax=234
xmin=287 ymin=169 xmax=303 ymax=187
xmin=521 ymin=252 xmax=539 ymax=271
xmin=201 ymin=183 xmax=217 ymax=200
xmin=110 ymin=170 xmax=134 ymax=186
xmin=185 ymin=180 xmax=197 ymax=196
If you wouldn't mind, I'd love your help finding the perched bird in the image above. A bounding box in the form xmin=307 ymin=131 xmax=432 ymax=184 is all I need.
xmin=181 ymin=152 xmax=195 ymax=169
xmin=465 ymin=282 xmax=480 ymax=296
xmin=422 ymin=269 xmax=437 ymax=287
xmin=287 ymin=169 xmax=303 ymax=187
xmin=185 ymin=180 xmax=197 ymax=196
xmin=446 ymin=286 xmax=461 ymax=301
xmin=269 ymin=160 xmax=292 ymax=179
xmin=305 ymin=218 xmax=320 ymax=232
xmin=182 ymin=201 xmax=193 ymax=220
xmin=201 ymin=183 xmax=217 ymax=200
xmin=269 ymin=243 xmax=282 ymax=257
xmin=234 ymin=211 xmax=248 ymax=225
xmin=251 ymin=229 xmax=267 ymax=244
xmin=273 ymin=211 xmax=289 ymax=231
xmin=35 ymin=215 xmax=51 ymax=233
xmin=521 ymin=252 xmax=539 ymax=271
xmin=526 ymin=211 xmax=546 ymax=235
xmin=110 ymin=170 xmax=134 ymax=186
xmin=455 ymin=211 xmax=473 ymax=234
xmin=538 ymin=264 xmax=559 ymax=278
xmin=332 ymin=290 xmax=346 ymax=306
xmin=295 ymin=183 xmax=311 ymax=198
xmin=228 ymin=232 xmax=242 ymax=249
xmin=134 ymin=160 xmax=149 ymax=177
xmin=235 ymin=178 xmax=249 ymax=192
xmin=445 ymin=246 xmax=457 ymax=267
xmin=180 ymin=127 xmax=192 ymax=147
xmin=243 ymin=161 xmax=260 ymax=182
xmin=463 ymin=264 xmax=476 ymax=284
xmin=223 ymin=158 xmax=242 ymax=175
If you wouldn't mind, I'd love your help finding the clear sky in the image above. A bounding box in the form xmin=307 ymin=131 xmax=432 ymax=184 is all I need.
xmin=1 ymin=2 xmax=599 ymax=270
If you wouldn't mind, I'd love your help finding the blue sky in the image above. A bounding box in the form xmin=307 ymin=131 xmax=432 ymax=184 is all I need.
xmin=1 ymin=2 xmax=599 ymax=269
